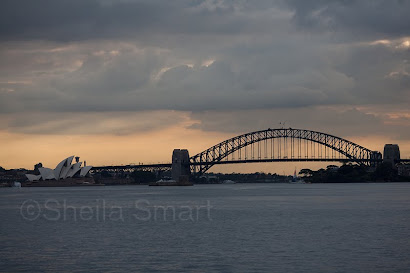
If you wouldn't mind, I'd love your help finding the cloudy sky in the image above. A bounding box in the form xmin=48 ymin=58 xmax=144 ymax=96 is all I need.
xmin=1 ymin=0 xmax=410 ymax=173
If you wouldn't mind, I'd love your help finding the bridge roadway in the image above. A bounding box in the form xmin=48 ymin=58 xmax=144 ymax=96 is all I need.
xmin=91 ymin=159 xmax=410 ymax=173
xmin=92 ymin=163 xmax=172 ymax=172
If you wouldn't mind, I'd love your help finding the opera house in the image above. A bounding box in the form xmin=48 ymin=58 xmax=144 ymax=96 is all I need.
xmin=25 ymin=156 xmax=94 ymax=185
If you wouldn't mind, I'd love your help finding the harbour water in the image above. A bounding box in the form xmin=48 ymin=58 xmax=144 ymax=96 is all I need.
xmin=1 ymin=183 xmax=410 ymax=272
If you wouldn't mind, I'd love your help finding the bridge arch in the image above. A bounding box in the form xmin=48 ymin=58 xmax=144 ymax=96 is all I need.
xmin=190 ymin=128 xmax=381 ymax=174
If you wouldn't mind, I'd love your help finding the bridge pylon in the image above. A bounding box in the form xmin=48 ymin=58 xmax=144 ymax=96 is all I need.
xmin=171 ymin=149 xmax=191 ymax=182
xmin=383 ymin=144 xmax=400 ymax=168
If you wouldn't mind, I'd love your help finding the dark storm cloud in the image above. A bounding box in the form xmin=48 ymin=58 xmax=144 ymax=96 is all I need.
xmin=0 ymin=0 xmax=409 ymax=139
xmin=1 ymin=41 xmax=408 ymax=114
xmin=0 ymin=0 xmax=172 ymax=41
xmin=0 ymin=0 xmax=273 ymax=42
xmin=3 ymin=0 xmax=409 ymax=42
xmin=286 ymin=0 xmax=410 ymax=39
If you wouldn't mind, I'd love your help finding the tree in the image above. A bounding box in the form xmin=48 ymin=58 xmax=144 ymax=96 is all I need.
xmin=299 ymin=168 xmax=313 ymax=177
xmin=326 ymin=165 xmax=339 ymax=170
xmin=0 ymin=166 xmax=5 ymax=172
xmin=338 ymin=163 xmax=355 ymax=175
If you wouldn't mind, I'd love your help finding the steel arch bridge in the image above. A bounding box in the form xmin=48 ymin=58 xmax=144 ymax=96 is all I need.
xmin=190 ymin=128 xmax=382 ymax=175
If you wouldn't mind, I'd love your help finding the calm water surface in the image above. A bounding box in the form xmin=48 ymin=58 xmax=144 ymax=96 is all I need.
xmin=1 ymin=183 xmax=410 ymax=272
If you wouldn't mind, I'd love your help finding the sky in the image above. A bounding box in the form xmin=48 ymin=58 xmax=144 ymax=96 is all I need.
xmin=1 ymin=0 xmax=410 ymax=174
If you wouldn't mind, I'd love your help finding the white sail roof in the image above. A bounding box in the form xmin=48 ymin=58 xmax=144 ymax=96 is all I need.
xmin=25 ymin=174 xmax=42 ymax=181
xmin=25 ymin=156 xmax=93 ymax=182
xmin=66 ymin=162 xmax=82 ymax=178
xmin=79 ymin=166 xmax=92 ymax=177
xmin=60 ymin=156 xmax=75 ymax=179
xmin=38 ymin=167 xmax=56 ymax=180
xmin=54 ymin=156 xmax=74 ymax=180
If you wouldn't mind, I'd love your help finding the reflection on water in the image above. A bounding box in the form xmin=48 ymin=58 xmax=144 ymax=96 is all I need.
xmin=1 ymin=183 xmax=410 ymax=272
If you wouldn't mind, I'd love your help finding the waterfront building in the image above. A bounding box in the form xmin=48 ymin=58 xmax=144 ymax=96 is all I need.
xmin=25 ymin=156 xmax=93 ymax=182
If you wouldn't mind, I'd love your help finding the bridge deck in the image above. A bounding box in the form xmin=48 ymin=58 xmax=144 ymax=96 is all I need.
xmin=92 ymin=163 xmax=172 ymax=172
xmin=92 ymin=158 xmax=399 ymax=172
xmin=190 ymin=158 xmax=383 ymax=165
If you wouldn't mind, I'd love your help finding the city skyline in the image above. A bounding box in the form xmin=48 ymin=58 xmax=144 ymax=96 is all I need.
xmin=1 ymin=1 xmax=409 ymax=173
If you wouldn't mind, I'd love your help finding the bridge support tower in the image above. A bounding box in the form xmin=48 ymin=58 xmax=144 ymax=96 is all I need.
xmin=171 ymin=149 xmax=191 ymax=183
xmin=383 ymin=144 xmax=400 ymax=168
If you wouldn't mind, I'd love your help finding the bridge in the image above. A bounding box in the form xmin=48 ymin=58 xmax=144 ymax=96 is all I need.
xmin=92 ymin=128 xmax=409 ymax=178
